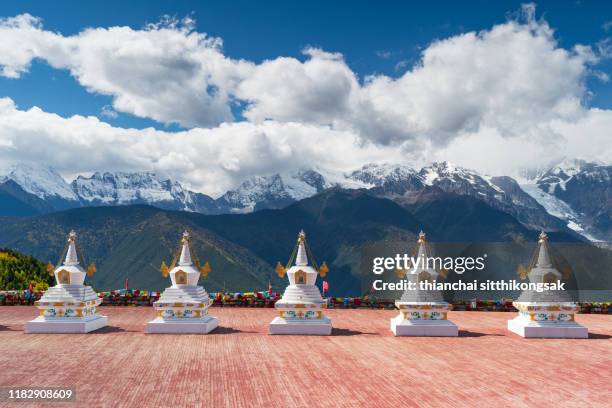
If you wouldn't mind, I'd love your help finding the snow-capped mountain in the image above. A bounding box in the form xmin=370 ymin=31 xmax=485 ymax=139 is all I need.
xmin=348 ymin=163 xmax=422 ymax=195
xmin=1 ymin=160 xmax=607 ymax=241
xmin=348 ymin=161 xmax=505 ymax=197
xmin=421 ymin=162 xmax=566 ymax=232
xmin=217 ymin=169 xmax=332 ymax=213
xmin=537 ymin=159 xmax=610 ymax=196
xmin=0 ymin=165 xmax=216 ymax=215
xmin=71 ymin=172 xmax=215 ymax=212
xmin=1 ymin=164 xmax=79 ymax=203
xmin=0 ymin=164 xmax=80 ymax=214
xmin=522 ymin=159 xmax=612 ymax=241
xmin=346 ymin=161 xmax=567 ymax=233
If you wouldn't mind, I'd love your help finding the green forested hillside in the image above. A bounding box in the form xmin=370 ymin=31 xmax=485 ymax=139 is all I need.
xmin=0 ymin=249 xmax=54 ymax=290
xmin=0 ymin=205 xmax=283 ymax=293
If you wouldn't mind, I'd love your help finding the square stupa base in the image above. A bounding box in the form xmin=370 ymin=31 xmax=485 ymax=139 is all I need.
xmin=145 ymin=316 xmax=218 ymax=334
xmin=390 ymin=315 xmax=458 ymax=337
xmin=507 ymin=317 xmax=588 ymax=338
xmin=269 ymin=317 xmax=332 ymax=335
xmin=25 ymin=315 xmax=108 ymax=333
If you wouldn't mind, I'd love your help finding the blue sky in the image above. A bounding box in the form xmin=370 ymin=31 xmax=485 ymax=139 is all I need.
xmin=1 ymin=0 xmax=611 ymax=130
xmin=0 ymin=1 xmax=610 ymax=194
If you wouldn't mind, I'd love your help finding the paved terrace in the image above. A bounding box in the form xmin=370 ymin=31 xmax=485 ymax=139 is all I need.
xmin=0 ymin=307 xmax=610 ymax=408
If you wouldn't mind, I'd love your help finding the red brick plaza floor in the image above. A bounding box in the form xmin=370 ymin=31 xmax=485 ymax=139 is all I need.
xmin=0 ymin=307 xmax=610 ymax=408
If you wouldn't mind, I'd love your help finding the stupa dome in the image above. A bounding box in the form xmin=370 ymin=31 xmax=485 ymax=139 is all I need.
xmin=54 ymin=230 xmax=86 ymax=286
xmin=169 ymin=231 xmax=201 ymax=287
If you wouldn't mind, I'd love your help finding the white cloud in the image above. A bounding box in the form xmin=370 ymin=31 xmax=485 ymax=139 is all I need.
xmin=0 ymin=5 xmax=610 ymax=187
xmin=1 ymin=95 xmax=609 ymax=196
xmin=100 ymin=105 xmax=118 ymax=119
xmin=0 ymin=14 xmax=61 ymax=78
xmin=237 ymin=7 xmax=594 ymax=147
xmin=0 ymin=14 xmax=253 ymax=127
xmin=232 ymin=5 xmax=601 ymax=153
xmin=0 ymin=97 xmax=399 ymax=196
xmin=236 ymin=48 xmax=358 ymax=125
xmin=354 ymin=19 xmax=591 ymax=145
xmin=430 ymin=121 xmax=611 ymax=179
xmin=394 ymin=60 xmax=410 ymax=72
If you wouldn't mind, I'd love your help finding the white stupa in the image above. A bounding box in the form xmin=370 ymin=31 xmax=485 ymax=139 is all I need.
xmin=269 ymin=230 xmax=332 ymax=335
xmin=508 ymin=232 xmax=587 ymax=338
xmin=390 ymin=231 xmax=458 ymax=336
xmin=146 ymin=230 xmax=218 ymax=334
xmin=25 ymin=231 xmax=107 ymax=333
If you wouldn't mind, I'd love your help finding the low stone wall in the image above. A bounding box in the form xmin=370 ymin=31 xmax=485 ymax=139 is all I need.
xmin=1 ymin=290 xmax=610 ymax=313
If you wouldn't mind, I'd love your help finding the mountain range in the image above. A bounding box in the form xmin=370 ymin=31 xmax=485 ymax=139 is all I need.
xmin=0 ymin=159 xmax=610 ymax=241
xmin=1 ymin=188 xmax=596 ymax=296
